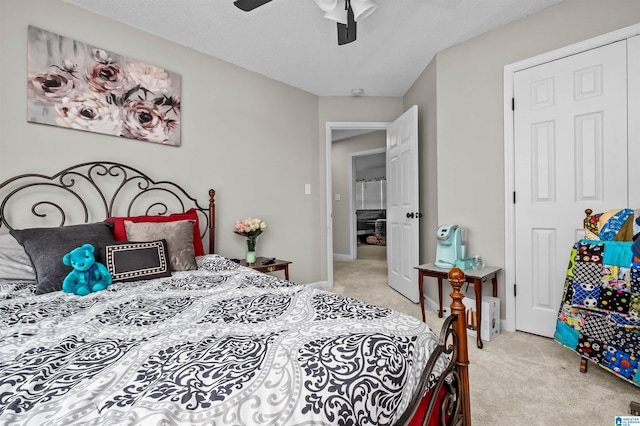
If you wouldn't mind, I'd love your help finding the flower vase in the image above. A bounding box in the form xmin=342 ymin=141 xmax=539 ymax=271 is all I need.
xmin=246 ymin=237 xmax=257 ymax=265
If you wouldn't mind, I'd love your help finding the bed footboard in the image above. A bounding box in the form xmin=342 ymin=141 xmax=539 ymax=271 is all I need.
xmin=396 ymin=267 xmax=471 ymax=426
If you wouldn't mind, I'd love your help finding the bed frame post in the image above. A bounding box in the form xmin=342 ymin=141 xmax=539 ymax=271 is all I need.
xmin=448 ymin=267 xmax=471 ymax=425
xmin=208 ymin=189 xmax=216 ymax=254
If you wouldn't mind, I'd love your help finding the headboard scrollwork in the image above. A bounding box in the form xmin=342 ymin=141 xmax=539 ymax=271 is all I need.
xmin=0 ymin=161 xmax=215 ymax=253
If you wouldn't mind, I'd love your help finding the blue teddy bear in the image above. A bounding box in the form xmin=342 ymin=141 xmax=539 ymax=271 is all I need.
xmin=62 ymin=243 xmax=112 ymax=296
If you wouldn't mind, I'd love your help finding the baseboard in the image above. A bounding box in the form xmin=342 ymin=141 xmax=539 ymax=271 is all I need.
xmin=306 ymin=280 xmax=331 ymax=289
xmin=333 ymin=253 xmax=352 ymax=261
xmin=423 ymin=294 xmax=449 ymax=316
xmin=427 ymin=294 xmax=511 ymax=333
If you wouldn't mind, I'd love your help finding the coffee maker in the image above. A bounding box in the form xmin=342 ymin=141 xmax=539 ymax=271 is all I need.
xmin=435 ymin=224 xmax=465 ymax=268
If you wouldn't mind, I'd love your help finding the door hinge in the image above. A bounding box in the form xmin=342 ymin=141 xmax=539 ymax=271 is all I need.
xmin=512 ymin=98 xmax=515 ymax=111
xmin=513 ymin=191 xmax=516 ymax=204
xmin=514 ymin=283 xmax=517 ymax=297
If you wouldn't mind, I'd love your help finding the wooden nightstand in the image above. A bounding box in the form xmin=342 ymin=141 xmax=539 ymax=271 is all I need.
xmin=415 ymin=263 xmax=500 ymax=349
xmin=240 ymin=257 xmax=291 ymax=280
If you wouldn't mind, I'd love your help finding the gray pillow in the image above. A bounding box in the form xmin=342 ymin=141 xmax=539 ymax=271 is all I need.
xmin=10 ymin=222 xmax=117 ymax=294
xmin=124 ymin=220 xmax=196 ymax=271
xmin=0 ymin=233 xmax=36 ymax=281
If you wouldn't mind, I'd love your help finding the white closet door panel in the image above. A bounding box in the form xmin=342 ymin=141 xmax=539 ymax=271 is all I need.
xmin=629 ymin=35 xmax=640 ymax=207
xmin=514 ymin=40 xmax=628 ymax=337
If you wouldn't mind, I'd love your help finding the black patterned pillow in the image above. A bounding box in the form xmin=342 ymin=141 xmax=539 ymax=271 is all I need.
xmin=103 ymin=240 xmax=171 ymax=282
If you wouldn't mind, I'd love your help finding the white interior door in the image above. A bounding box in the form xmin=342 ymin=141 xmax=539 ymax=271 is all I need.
xmin=628 ymin=35 xmax=640 ymax=207
xmin=513 ymin=41 xmax=628 ymax=337
xmin=387 ymin=106 xmax=419 ymax=303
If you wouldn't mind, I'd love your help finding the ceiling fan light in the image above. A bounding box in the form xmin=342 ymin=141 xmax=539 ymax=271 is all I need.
xmin=323 ymin=5 xmax=348 ymax=24
xmin=350 ymin=0 xmax=377 ymax=21
xmin=314 ymin=0 xmax=339 ymax=13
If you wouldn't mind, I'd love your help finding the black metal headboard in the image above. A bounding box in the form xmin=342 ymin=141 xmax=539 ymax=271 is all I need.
xmin=0 ymin=161 xmax=215 ymax=253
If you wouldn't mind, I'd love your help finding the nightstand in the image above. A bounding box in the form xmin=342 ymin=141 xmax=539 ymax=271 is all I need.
xmin=240 ymin=257 xmax=291 ymax=280
xmin=415 ymin=263 xmax=500 ymax=349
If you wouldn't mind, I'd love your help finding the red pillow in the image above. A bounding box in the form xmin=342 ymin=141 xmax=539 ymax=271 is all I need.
xmin=105 ymin=208 xmax=205 ymax=256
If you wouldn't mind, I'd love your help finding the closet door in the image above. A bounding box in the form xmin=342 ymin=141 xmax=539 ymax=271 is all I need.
xmin=513 ymin=40 xmax=628 ymax=337
xmin=628 ymin=35 xmax=640 ymax=207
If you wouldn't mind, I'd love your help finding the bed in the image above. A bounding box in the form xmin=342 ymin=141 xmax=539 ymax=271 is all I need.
xmin=0 ymin=161 xmax=471 ymax=425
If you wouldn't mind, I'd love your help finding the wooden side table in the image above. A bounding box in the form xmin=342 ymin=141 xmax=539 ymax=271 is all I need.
xmin=240 ymin=257 xmax=291 ymax=280
xmin=415 ymin=263 xmax=501 ymax=349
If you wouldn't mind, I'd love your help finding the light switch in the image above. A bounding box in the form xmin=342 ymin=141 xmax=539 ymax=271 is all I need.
xmin=335 ymin=194 xmax=341 ymax=201
xmin=305 ymin=184 xmax=311 ymax=194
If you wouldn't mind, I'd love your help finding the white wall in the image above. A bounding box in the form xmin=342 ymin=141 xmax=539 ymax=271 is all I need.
xmin=411 ymin=0 xmax=640 ymax=315
xmin=318 ymin=97 xmax=403 ymax=280
xmin=403 ymin=58 xmax=438 ymax=304
xmin=7 ymin=0 xmax=636 ymax=297
xmin=0 ymin=0 xmax=321 ymax=283
xmin=0 ymin=1 xmax=410 ymax=285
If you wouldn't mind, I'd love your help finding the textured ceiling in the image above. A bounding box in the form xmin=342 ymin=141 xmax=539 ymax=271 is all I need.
xmin=65 ymin=0 xmax=562 ymax=97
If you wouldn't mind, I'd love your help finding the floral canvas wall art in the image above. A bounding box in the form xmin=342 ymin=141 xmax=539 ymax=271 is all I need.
xmin=27 ymin=26 xmax=181 ymax=146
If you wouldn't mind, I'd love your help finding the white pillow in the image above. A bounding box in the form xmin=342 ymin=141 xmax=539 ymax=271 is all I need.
xmin=0 ymin=233 xmax=36 ymax=281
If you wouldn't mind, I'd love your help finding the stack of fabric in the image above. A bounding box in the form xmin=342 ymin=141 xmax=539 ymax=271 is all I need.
xmin=555 ymin=208 xmax=640 ymax=387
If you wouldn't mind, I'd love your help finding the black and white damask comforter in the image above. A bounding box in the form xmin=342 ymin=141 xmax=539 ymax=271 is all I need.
xmin=0 ymin=255 xmax=443 ymax=425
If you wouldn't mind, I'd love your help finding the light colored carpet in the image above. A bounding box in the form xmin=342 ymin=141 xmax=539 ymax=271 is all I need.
xmin=329 ymin=244 xmax=639 ymax=425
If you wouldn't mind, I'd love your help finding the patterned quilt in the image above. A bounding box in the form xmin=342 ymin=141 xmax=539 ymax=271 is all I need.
xmin=555 ymin=240 xmax=640 ymax=386
xmin=0 ymin=255 xmax=443 ymax=425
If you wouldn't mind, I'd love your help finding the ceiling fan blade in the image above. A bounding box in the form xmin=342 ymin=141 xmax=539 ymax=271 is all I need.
xmin=337 ymin=21 xmax=357 ymax=45
xmin=337 ymin=4 xmax=357 ymax=45
xmin=233 ymin=0 xmax=273 ymax=12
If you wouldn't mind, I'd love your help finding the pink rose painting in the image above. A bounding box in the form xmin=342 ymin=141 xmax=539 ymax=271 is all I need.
xmin=27 ymin=26 xmax=181 ymax=146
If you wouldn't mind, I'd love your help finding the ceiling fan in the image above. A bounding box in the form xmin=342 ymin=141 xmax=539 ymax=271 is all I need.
xmin=233 ymin=0 xmax=377 ymax=45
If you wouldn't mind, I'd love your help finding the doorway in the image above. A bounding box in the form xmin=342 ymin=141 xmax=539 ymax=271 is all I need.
xmin=325 ymin=106 xmax=420 ymax=302
xmin=332 ymin=142 xmax=386 ymax=261
xmin=325 ymin=122 xmax=389 ymax=288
